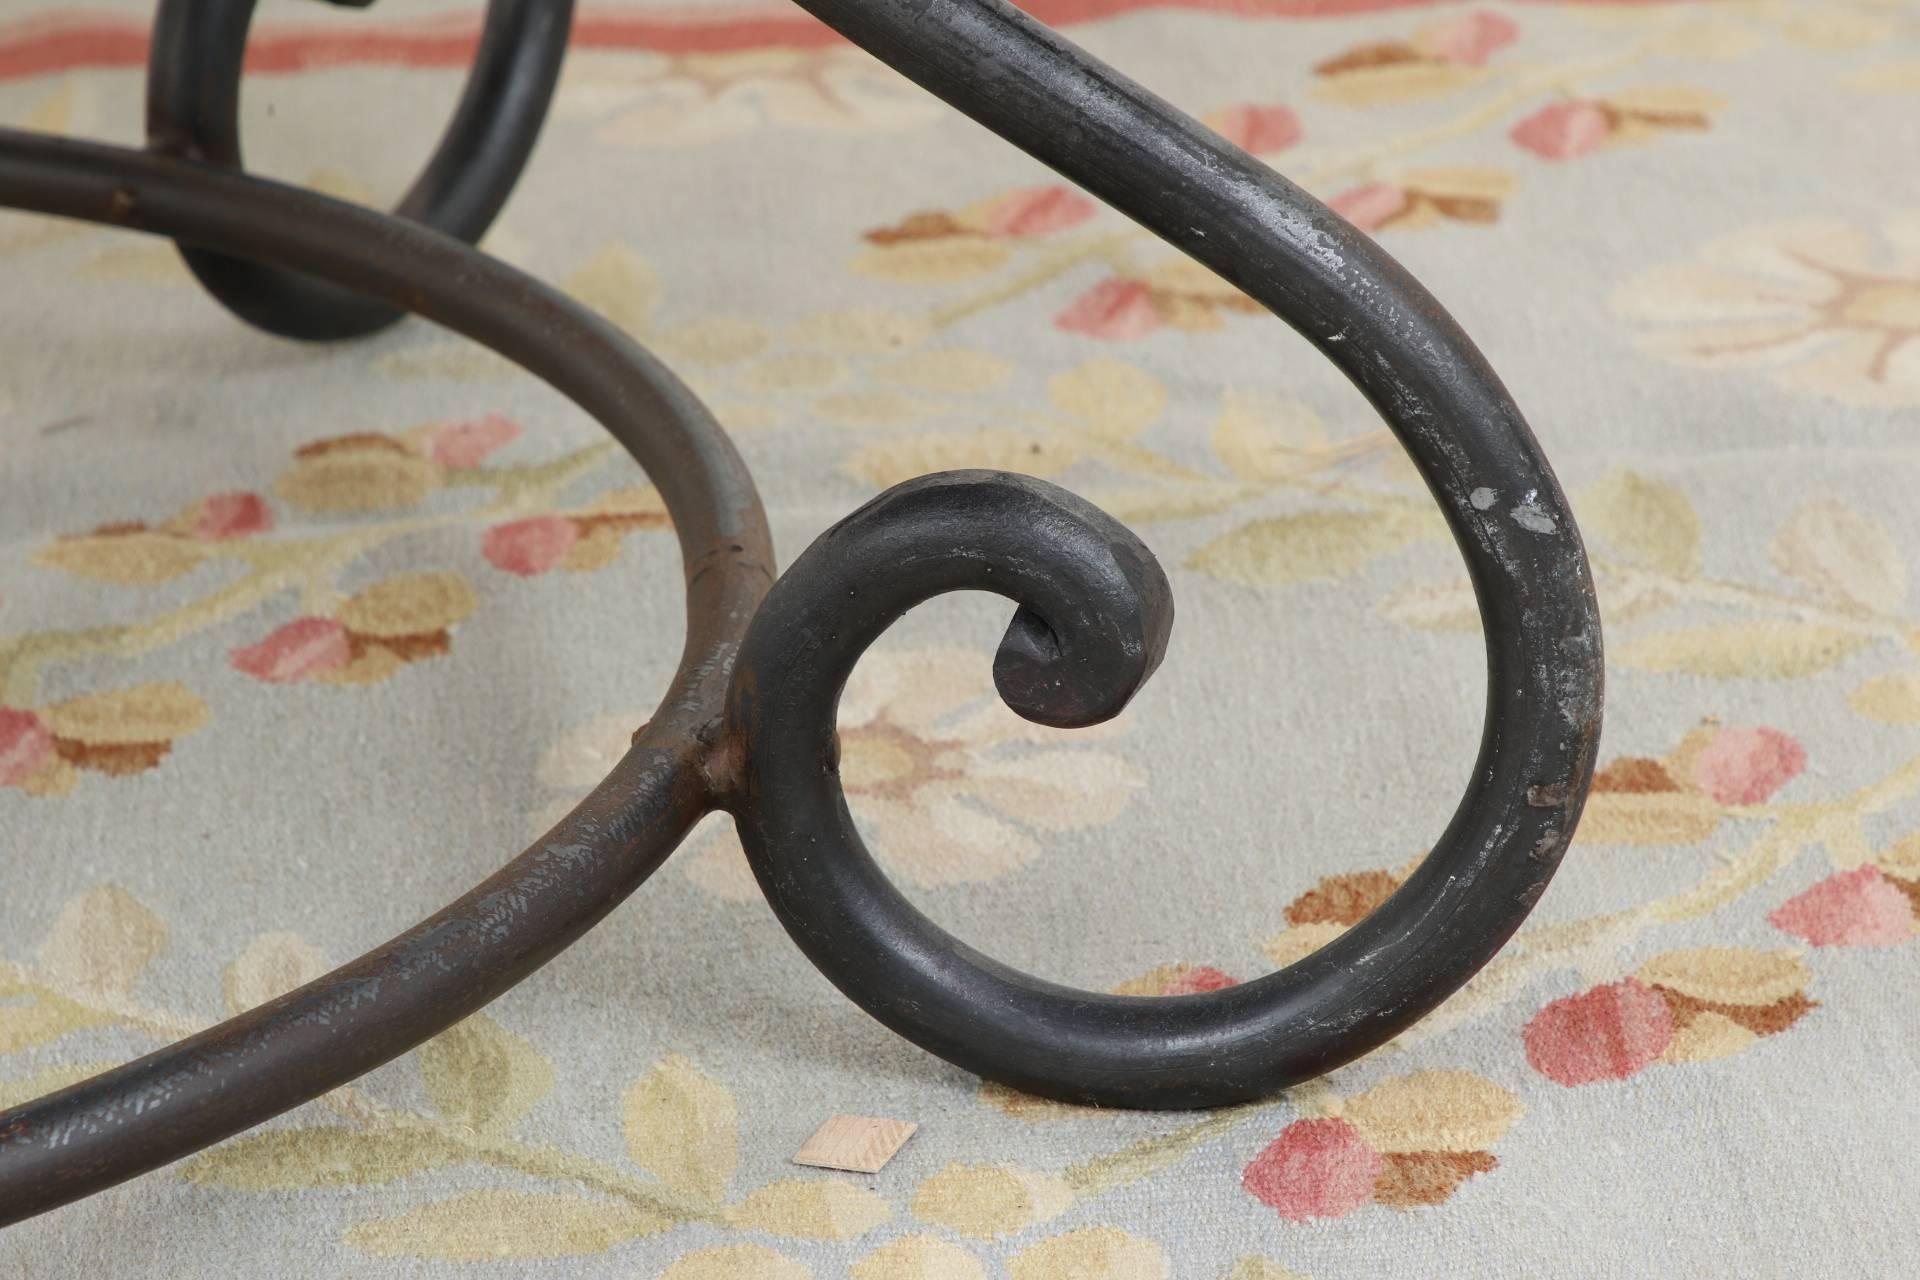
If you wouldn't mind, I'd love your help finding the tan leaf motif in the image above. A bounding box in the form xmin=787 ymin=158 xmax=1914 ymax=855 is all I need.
xmin=564 ymin=244 xmax=660 ymax=336
xmin=1227 ymin=1261 xmax=1313 ymax=1280
xmin=1048 ymin=359 xmax=1166 ymax=441
xmin=1581 ymin=470 xmax=1699 ymax=576
xmin=223 ymin=932 xmax=329 ymax=1015
xmin=1212 ymin=393 xmax=1328 ymax=482
xmin=1187 ymin=510 xmax=1421 ymax=586
xmin=1379 ymin=580 xmax=1480 ymax=633
xmin=421 ymin=1012 xmax=556 ymax=1135
xmin=1634 ymin=947 xmax=1809 ymax=1006
xmin=787 ymin=308 xmax=932 ymax=354
xmin=33 ymin=533 xmax=206 ymax=585
xmin=1851 ymin=672 xmax=1920 ymax=724
xmin=851 ymin=239 xmax=1011 ymax=284
xmin=181 ymin=1129 xmax=464 ymax=1190
xmin=660 ymin=1244 xmax=812 ymax=1280
xmin=1314 ymin=62 xmax=1482 ymax=108
xmin=1659 ymin=1010 xmax=1758 ymax=1064
xmin=0 ymin=989 xmax=111 ymax=1054
xmin=1846 ymin=60 xmax=1920 ymax=93
xmin=815 ymin=391 xmax=939 ymax=428
xmin=37 ymin=884 xmax=167 ymax=995
xmin=40 ymin=682 xmax=209 ymax=747
xmin=655 ymin=315 xmax=770 ymax=366
xmin=623 ymin=1054 xmax=737 ymax=1203
xmin=727 ymin=1178 xmax=891 ymax=1240
xmin=275 ymin=444 xmax=440 ymax=513
xmin=338 ymin=573 xmax=477 ymax=639
xmin=1008 ymin=1227 xmax=1168 ymax=1280
xmin=741 ymin=354 xmax=847 ymax=394
xmin=1771 ymin=498 xmax=1907 ymax=614
xmin=911 ymin=1163 xmax=1073 ymax=1239
xmin=1615 ymin=623 xmax=1869 ymax=679
xmin=346 ymin=1190 xmax=669 ymax=1261
xmin=1261 ymin=921 xmax=1348 ymax=969
xmin=852 ymin=1235 xmax=987 ymax=1280
xmin=1341 ymin=1071 xmax=1520 ymax=1154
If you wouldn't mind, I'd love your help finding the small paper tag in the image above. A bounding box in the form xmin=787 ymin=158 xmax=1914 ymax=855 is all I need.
xmin=792 ymin=1114 xmax=919 ymax=1174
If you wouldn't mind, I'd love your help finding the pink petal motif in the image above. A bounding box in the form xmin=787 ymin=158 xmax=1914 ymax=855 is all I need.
xmin=1770 ymin=866 xmax=1915 ymax=947
xmin=427 ymin=414 xmax=522 ymax=469
xmin=193 ymin=492 xmax=273 ymax=540
xmin=1524 ymin=978 xmax=1673 ymax=1086
xmin=1510 ymin=100 xmax=1611 ymax=160
xmin=1243 ymin=1118 xmax=1382 ymax=1222
xmin=1161 ymin=966 xmax=1239 ymax=995
xmin=1056 ymin=278 xmax=1159 ymax=340
xmin=1210 ymin=103 xmax=1303 ymax=155
xmin=1328 ymin=182 xmax=1410 ymax=233
xmin=1690 ymin=726 xmax=1806 ymax=806
xmin=230 ymin=617 xmax=351 ymax=684
xmin=0 ymin=707 xmax=54 ymax=786
xmin=1421 ymin=11 xmax=1519 ymax=66
xmin=981 ymin=186 xmax=1098 ymax=237
xmin=483 ymin=515 xmax=579 ymax=576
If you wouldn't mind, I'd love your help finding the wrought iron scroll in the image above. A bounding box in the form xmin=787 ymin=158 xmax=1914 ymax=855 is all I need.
xmin=0 ymin=0 xmax=1603 ymax=1225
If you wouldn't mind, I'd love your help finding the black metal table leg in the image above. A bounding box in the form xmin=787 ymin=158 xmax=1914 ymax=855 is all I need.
xmin=0 ymin=0 xmax=1603 ymax=1224
xmin=146 ymin=0 xmax=573 ymax=339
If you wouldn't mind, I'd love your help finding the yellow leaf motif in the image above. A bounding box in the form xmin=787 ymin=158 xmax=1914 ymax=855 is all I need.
xmin=338 ymin=572 xmax=477 ymax=639
xmin=421 ymin=1011 xmax=556 ymax=1135
xmin=1850 ymin=672 xmax=1920 ymax=724
xmin=0 ymin=990 xmax=110 ymax=1054
xmin=727 ymin=1178 xmax=891 ymax=1240
xmin=851 ymin=239 xmax=1011 ymax=284
xmin=1615 ymin=623 xmax=1869 ymax=679
xmin=1379 ymin=580 xmax=1480 ymax=633
xmin=40 ymin=682 xmax=210 ymax=746
xmin=815 ymin=391 xmax=940 ymax=428
xmin=34 ymin=532 xmax=207 ymax=585
xmin=1009 ymin=1227 xmax=1168 ymax=1280
xmin=223 ymin=932 xmax=329 ymax=1015
xmin=1660 ymin=1011 xmax=1758 ymax=1064
xmin=1848 ymin=61 xmax=1920 ymax=93
xmin=1314 ymin=62 xmax=1483 ymax=108
xmin=1187 ymin=510 xmax=1421 ymax=586
xmin=1341 ymin=1071 xmax=1521 ymax=1154
xmin=181 ymin=1129 xmax=464 ymax=1190
xmin=1580 ymin=470 xmax=1699 ymax=576
xmin=564 ymin=244 xmax=660 ymax=337
xmin=623 ymin=1054 xmax=737 ymax=1203
xmin=347 ymin=1190 xmax=670 ymax=1261
xmin=1048 ymin=359 xmax=1166 ymax=442
xmin=661 ymin=1244 xmax=812 ymax=1280
xmin=1228 ymin=1261 xmax=1313 ymax=1280
xmin=1634 ymin=948 xmax=1809 ymax=1006
xmin=37 ymin=884 xmax=167 ymax=995
xmin=1211 ymin=392 xmax=1328 ymax=482
xmin=911 ymin=1163 xmax=1072 ymax=1239
xmin=1771 ymin=498 xmax=1907 ymax=614
xmin=852 ymin=1235 xmax=986 ymax=1280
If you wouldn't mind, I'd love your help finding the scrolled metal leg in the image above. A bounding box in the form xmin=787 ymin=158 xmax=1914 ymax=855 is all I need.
xmin=0 ymin=128 xmax=767 ymax=1224
xmin=145 ymin=0 xmax=573 ymax=339
xmin=719 ymin=0 xmax=1607 ymax=1106
xmin=0 ymin=0 xmax=1604 ymax=1225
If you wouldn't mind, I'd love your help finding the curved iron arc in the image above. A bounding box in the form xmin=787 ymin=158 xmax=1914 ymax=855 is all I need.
xmin=0 ymin=128 xmax=769 ymax=1225
xmin=721 ymin=0 xmax=1605 ymax=1106
xmin=146 ymin=0 xmax=573 ymax=340
xmin=0 ymin=0 xmax=1607 ymax=1225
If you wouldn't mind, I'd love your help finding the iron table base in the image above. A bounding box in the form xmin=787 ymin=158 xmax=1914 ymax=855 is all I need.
xmin=0 ymin=0 xmax=1603 ymax=1226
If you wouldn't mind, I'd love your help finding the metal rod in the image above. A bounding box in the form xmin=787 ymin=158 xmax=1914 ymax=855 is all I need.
xmin=0 ymin=0 xmax=1605 ymax=1224
xmin=0 ymin=128 xmax=770 ymax=1224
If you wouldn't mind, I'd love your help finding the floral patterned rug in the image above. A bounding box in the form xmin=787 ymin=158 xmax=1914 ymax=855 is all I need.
xmin=2 ymin=1 xmax=1917 ymax=1276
